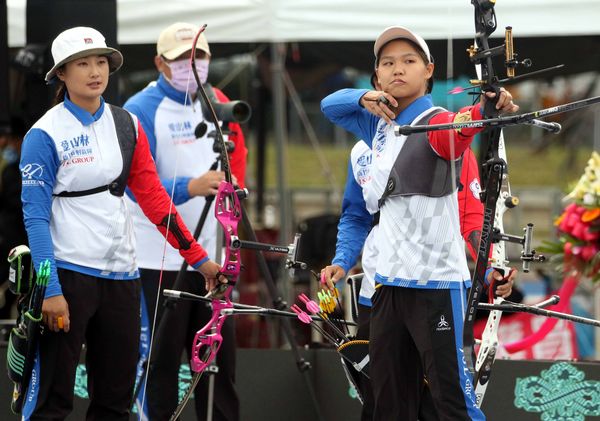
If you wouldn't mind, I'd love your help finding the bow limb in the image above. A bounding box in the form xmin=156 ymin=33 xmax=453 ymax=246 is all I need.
xmin=189 ymin=25 xmax=241 ymax=293
xmin=191 ymin=25 xmax=234 ymax=184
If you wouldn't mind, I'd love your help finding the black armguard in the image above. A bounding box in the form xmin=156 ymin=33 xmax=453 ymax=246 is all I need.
xmin=158 ymin=214 xmax=191 ymax=250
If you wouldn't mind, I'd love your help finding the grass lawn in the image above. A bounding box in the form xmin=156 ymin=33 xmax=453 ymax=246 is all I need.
xmin=249 ymin=140 xmax=593 ymax=193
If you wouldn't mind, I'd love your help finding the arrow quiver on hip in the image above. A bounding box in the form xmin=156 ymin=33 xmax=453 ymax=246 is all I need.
xmin=6 ymin=255 xmax=51 ymax=414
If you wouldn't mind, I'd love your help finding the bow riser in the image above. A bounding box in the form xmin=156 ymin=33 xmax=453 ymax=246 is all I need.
xmin=188 ymin=182 xmax=241 ymax=373
xmin=190 ymin=302 xmax=230 ymax=372
xmin=215 ymin=181 xmax=242 ymax=281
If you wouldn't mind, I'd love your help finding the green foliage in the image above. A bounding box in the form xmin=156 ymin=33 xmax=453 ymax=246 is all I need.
xmin=537 ymin=239 xmax=567 ymax=276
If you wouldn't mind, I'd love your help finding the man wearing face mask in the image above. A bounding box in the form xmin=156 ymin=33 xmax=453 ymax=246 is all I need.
xmin=124 ymin=22 xmax=247 ymax=421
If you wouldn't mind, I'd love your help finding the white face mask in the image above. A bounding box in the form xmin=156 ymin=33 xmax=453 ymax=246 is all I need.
xmin=165 ymin=58 xmax=209 ymax=93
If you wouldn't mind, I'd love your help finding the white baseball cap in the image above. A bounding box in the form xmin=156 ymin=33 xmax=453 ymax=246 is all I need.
xmin=373 ymin=26 xmax=433 ymax=65
xmin=157 ymin=22 xmax=211 ymax=60
xmin=45 ymin=26 xmax=123 ymax=83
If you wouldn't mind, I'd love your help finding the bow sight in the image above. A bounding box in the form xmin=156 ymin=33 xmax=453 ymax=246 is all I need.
xmin=468 ymin=26 xmax=532 ymax=89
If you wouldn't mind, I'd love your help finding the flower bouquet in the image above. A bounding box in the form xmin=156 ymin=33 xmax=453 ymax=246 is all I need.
xmin=540 ymin=151 xmax=600 ymax=282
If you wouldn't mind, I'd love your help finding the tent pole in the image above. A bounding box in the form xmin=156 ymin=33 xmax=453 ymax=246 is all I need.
xmin=271 ymin=41 xmax=292 ymax=280
xmin=270 ymin=42 xmax=324 ymax=421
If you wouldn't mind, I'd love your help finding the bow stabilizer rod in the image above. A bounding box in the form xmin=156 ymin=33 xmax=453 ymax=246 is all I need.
xmin=394 ymin=95 xmax=600 ymax=136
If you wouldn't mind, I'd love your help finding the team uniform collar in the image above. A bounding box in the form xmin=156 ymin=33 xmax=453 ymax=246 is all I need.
xmin=157 ymin=74 xmax=194 ymax=104
xmin=394 ymin=95 xmax=434 ymax=126
xmin=64 ymin=94 xmax=106 ymax=126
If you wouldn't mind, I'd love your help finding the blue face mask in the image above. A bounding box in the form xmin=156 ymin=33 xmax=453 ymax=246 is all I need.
xmin=2 ymin=147 xmax=18 ymax=165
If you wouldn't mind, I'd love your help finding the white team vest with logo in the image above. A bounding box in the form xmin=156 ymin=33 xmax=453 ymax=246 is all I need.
xmin=35 ymin=103 xmax=138 ymax=275
xmin=366 ymin=109 xmax=471 ymax=288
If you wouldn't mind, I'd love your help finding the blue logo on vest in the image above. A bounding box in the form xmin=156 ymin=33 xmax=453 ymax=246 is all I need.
xmin=60 ymin=134 xmax=93 ymax=164
xmin=357 ymin=153 xmax=372 ymax=167
xmin=169 ymin=121 xmax=196 ymax=144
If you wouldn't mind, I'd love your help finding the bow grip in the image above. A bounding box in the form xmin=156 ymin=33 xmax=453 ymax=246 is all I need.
xmin=215 ymin=181 xmax=242 ymax=282
xmin=482 ymin=84 xmax=501 ymax=118
xmin=488 ymin=267 xmax=515 ymax=302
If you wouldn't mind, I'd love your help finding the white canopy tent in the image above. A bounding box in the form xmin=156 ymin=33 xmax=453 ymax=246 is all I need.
xmin=7 ymin=0 xmax=600 ymax=47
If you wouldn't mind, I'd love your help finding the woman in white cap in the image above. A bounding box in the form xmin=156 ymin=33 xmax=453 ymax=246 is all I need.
xmin=321 ymin=73 xmax=513 ymax=421
xmin=19 ymin=26 xmax=224 ymax=420
xmin=321 ymin=26 xmax=518 ymax=421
